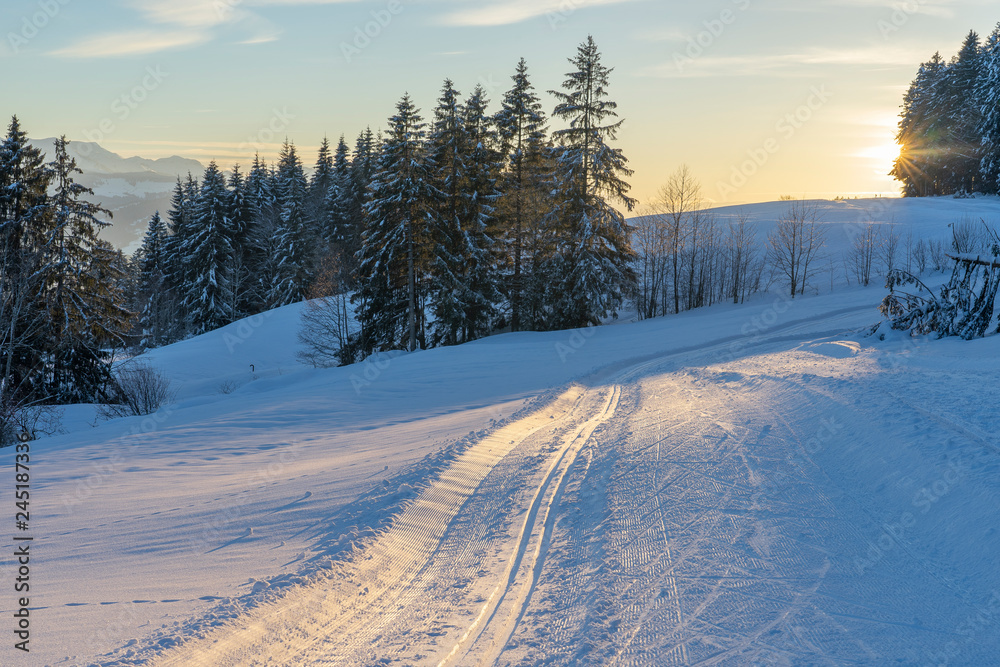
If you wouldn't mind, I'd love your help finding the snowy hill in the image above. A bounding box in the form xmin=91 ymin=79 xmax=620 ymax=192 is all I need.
xmin=29 ymin=138 xmax=204 ymax=252
xmin=4 ymin=198 xmax=1000 ymax=665
xmin=641 ymin=194 xmax=1000 ymax=257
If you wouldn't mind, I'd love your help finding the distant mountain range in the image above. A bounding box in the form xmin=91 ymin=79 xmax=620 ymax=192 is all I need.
xmin=29 ymin=138 xmax=204 ymax=253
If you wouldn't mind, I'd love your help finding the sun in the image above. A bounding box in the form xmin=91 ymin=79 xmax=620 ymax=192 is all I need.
xmin=857 ymin=141 xmax=903 ymax=167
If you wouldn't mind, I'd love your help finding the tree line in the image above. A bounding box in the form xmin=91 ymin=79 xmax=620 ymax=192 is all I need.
xmin=892 ymin=24 xmax=1000 ymax=196
xmin=137 ymin=36 xmax=636 ymax=362
xmin=1 ymin=36 xmax=638 ymax=408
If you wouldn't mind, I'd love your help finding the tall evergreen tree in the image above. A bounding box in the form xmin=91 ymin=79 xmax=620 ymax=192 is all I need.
xmin=892 ymin=53 xmax=949 ymax=196
xmin=0 ymin=116 xmax=51 ymax=402
xmin=943 ymin=30 xmax=984 ymax=193
xmin=546 ymin=36 xmax=637 ymax=329
xmin=226 ymin=164 xmax=255 ymax=319
xmin=978 ymin=24 xmax=1000 ymax=193
xmin=459 ymin=85 xmax=503 ymax=341
xmin=241 ymin=154 xmax=274 ymax=313
xmin=308 ymin=136 xmax=336 ymax=243
xmin=137 ymin=211 xmax=169 ymax=349
xmin=355 ymin=95 xmax=438 ymax=353
xmin=428 ymin=84 xmax=502 ymax=345
xmin=325 ymin=135 xmax=354 ymax=259
xmin=43 ymin=136 xmax=126 ymax=400
xmin=427 ymin=79 xmax=470 ymax=345
xmin=495 ymin=58 xmax=549 ymax=331
xmin=185 ymin=161 xmax=234 ymax=334
xmin=348 ymin=128 xmax=377 ymax=245
xmin=161 ymin=173 xmax=199 ymax=338
xmin=269 ymin=140 xmax=313 ymax=306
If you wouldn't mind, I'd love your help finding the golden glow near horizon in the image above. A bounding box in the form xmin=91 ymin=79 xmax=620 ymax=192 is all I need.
xmin=3 ymin=1 xmax=997 ymax=206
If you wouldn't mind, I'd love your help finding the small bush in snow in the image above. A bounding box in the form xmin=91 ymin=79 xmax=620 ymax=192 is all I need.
xmin=100 ymin=361 xmax=175 ymax=419
xmin=0 ymin=394 xmax=63 ymax=447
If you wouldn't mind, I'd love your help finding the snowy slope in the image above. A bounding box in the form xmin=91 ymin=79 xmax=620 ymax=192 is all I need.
xmin=2 ymin=198 xmax=1000 ymax=666
xmin=640 ymin=194 xmax=1000 ymax=263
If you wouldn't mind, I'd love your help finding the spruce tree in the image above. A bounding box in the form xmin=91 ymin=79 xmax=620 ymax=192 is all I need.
xmin=978 ymin=24 xmax=1000 ymax=193
xmin=546 ymin=36 xmax=637 ymax=329
xmin=309 ymin=136 xmax=336 ymax=243
xmin=269 ymin=140 xmax=313 ymax=306
xmin=0 ymin=116 xmax=51 ymax=402
xmin=161 ymin=173 xmax=199 ymax=338
xmin=943 ymin=31 xmax=983 ymax=193
xmin=138 ymin=211 xmax=169 ymax=349
xmin=185 ymin=161 xmax=234 ymax=334
xmin=226 ymin=164 xmax=255 ymax=319
xmin=43 ymin=136 xmax=127 ymax=400
xmin=427 ymin=79 xmax=470 ymax=345
xmin=326 ymin=135 xmax=354 ymax=265
xmin=495 ymin=59 xmax=549 ymax=331
xmin=349 ymin=129 xmax=377 ymax=229
xmin=355 ymin=95 xmax=438 ymax=353
xmin=431 ymin=84 xmax=503 ymax=344
xmin=242 ymin=154 xmax=274 ymax=313
xmin=893 ymin=54 xmax=949 ymax=196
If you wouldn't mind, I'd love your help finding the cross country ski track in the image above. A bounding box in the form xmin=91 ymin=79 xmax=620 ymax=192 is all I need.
xmin=117 ymin=303 xmax=1000 ymax=666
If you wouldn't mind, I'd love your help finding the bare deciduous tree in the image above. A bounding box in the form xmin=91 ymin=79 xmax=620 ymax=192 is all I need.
xmin=650 ymin=165 xmax=702 ymax=315
xmin=633 ymin=209 xmax=669 ymax=320
xmin=911 ymin=238 xmax=929 ymax=274
xmin=725 ymin=210 xmax=764 ymax=304
xmin=297 ymin=249 xmax=355 ymax=368
xmin=845 ymin=221 xmax=879 ymax=287
xmin=767 ymin=201 xmax=826 ymax=298
xmin=880 ymin=222 xmax=901 ymax=276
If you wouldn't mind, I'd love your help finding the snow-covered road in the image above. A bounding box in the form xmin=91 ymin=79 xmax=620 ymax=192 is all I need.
xmin=137 ymin=303 xmax=1000 ymax=666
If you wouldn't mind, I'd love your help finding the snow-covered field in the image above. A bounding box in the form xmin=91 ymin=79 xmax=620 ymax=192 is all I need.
xmin=4 ymin=198 xmax=1000 ymax=666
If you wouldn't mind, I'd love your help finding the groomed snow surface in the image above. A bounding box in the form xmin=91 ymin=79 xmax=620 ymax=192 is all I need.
xmin=4 ymin=198 xmax=1000 ymax=666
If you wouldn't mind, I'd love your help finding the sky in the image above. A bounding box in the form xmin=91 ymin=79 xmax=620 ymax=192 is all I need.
xmin=1 ymin=0 xmax=998 ymax=207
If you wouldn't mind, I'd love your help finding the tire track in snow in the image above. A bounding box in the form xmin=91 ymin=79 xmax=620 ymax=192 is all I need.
xmin=148 ymin=387 xmax=591 ymax=666
xmin=440 ymin=385 xmax=622 ymax=666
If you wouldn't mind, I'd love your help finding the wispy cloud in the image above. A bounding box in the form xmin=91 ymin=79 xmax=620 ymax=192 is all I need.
xmin=50 ymin=0 xmax=358 ymax=58
xmin=49 ymin=29 xmax=209 ymax=58
xmin=644 ymin=46 xmax=929 ymax=79
xmin=773 ymin=0 xmax=957 ymax=18
xmin=127 ymin=0 xmax=236 ymax=29
xmin=438 ymin=0 xmax=638 ymax=27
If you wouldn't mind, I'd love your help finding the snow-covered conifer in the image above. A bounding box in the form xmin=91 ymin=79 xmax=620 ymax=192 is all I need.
xmin=546 ymin=36 xmax=637 ymax=329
